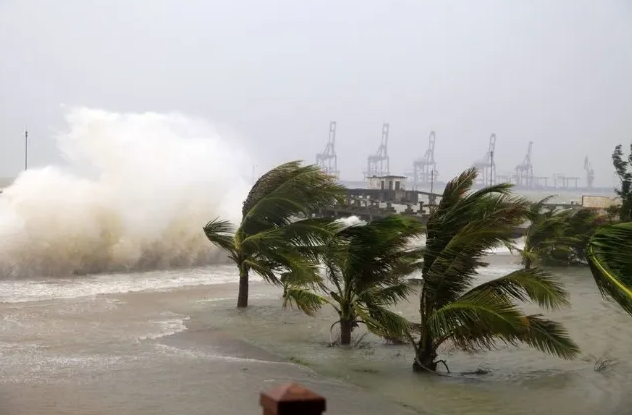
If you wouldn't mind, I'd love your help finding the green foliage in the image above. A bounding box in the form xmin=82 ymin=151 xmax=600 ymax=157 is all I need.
xmin=519 ymin=196 xmax=573 ymax=268
xmin=559 ymin=208 xmax=608 ymax=263
xmin=203 ymin=161 xmax=346 ymax=307
xmin=520 ymin=199 xmax=606 ymax=268
xmin=605 ymin=205 xmax=621 ymax=223
xmin=612 ymin=144 xmax=632 ymax=221
xmin=282 ymin=215 xmax=425 ymax=345
xmin=587 ymin=222 xmax=632 ymax=316
xmin=414 ymin=167 xmax=579 ymax=371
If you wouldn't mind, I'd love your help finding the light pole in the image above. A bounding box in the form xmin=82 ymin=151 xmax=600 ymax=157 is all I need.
xmin=24 ymin=129 xmax=28 ymax=171
xmin=489 ymin=151 xmax=494 ymax=186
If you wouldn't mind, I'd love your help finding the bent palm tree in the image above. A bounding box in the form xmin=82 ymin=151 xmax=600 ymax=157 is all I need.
xmin=203 ymin=161 xmax=346 ymax=308
xmin=519 ymin=196 xmax=572 ymax=269
xmin=587 ymin=222 xmax=632 ymax=316
xmin=414 ymin=167 xmax=579 ymax=372
xmin=561 ymin=208 xmax=607 ymax=263
xmin=282 ymin=215 xmax=424 ymax=345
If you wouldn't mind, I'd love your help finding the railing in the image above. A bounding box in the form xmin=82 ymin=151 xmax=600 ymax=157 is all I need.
xmin=260 ymin=383 xmax=326 ymax=415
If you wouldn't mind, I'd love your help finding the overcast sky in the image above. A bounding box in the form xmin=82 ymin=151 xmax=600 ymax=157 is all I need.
xmin=1 ymin=0 xmax=631 ymax=186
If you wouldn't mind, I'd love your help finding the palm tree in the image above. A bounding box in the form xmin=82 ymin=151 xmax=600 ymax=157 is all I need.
xmin=282 ymin=215 xmax=424 ymax=345
xmin=203 ymin=161 xmax=346 ymax=308
xmin=612 ymin=144 xmax=632 ymax=221
xmin=519 ymin=196 xmax=572 ymax=269
xmin=520 ymin=199 xmax=606 ymax=268
xmin=587 ymin=222 xmax=632 ymax=316
xmin=561 ymin=208 xmax=607 ymax=263
xmin=413 ymin=167 xmax=580 ymax=372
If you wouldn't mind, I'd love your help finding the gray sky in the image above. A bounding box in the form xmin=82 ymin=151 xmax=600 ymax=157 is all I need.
xmin=1 ymin=0 xmax=631 ymax=186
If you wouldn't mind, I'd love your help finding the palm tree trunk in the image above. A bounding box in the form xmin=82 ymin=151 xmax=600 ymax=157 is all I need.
xmin=340 ymin=319 xmax=352 ymax=345
xmin=413 ymin=345 xmax=438 ymax=372
xmin=237 ymin=265 xmax=249 ymax=308
xmin=524 ymin=256 xmax=532 ymax=270
xmin=413 ymin=327 xmax=437 ymax=372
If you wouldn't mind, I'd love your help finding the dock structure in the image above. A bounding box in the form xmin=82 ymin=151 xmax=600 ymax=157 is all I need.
xmin=316 ymin=183 xmax=603 ymax=238
xmin=315 ymin=187 xmax=527 ymax=237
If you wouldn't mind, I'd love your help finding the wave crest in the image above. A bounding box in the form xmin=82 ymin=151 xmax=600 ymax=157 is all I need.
xmin=0 ymin=108 xmax=252 ymax=278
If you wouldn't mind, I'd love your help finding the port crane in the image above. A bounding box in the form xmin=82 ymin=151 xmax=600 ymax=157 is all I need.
xmin=315 ymin=121 xmax=339 ymax=178
xmin=364 ymin=123 xmax=390 ymax=178
xmin=411 ymin=131 xmax=438 ymax=190
xmin=473 ymin=134 xmax=496 ymax=186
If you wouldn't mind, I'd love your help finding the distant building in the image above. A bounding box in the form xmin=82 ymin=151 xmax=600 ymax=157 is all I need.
xmin=581 ymin=195 xmax=621 ymax=214
xmin=366 ymin=175 xmax=407 ymax=191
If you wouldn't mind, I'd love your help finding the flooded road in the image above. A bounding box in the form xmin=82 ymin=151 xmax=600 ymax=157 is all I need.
xmin=0 ymin=254 xmax=630 ymax=414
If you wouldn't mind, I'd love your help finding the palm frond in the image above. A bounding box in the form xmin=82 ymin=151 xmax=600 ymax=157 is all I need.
xmin=243 ymin=258 xmax=282 ymax=284
xmin=358 ymin=283 xmax=413 ymax=306
xmin=240 ymin=162 xmax=346 ymax=234
xmin=280 ymin=268 xmax=324 ymax=289
xmin=434 ymin=311 xmax=579 ymax=359
xmin=341 ymin=215 xmax=425 ymax=290
xmin=525 ymin=195 xmax=556 ymax=221
xmin=459 ymin=268 xmax=569 ymax=311
xmin=433 ymin=167 xmax=478 ymax=213
xmin=355 ymin=304 xmax=415 ymax=342
xmin=587 ymin=222 xmax=632 ymax=315
xmin=428 ymin=292 xmax=525 ymax=349
xmin=282 ymin=287 xmax=329 ymax=317
xmin=265 ymin=248 xmax=323 ymax=286
xmin=241 ymin=160 xmax=302 ymax=217
xmin=202 ymin=218 xmax=236 ymax=255
xmin=240 ymin=218 xmax=341 ymax=257
xmin=423 ymin=191 xmax=531 ymax=307
xmin=430 ymin=291 xmax=578 ymax=359
xmin=513 ymin=314 xmax=580 ymax=360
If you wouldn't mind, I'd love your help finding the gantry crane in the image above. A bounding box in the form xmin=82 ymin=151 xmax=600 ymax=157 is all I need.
xmin=364 ymin=123 xmax=390 ymax=178
xmin=473 ymin=134 xmax=497 ymax=186
xmin=316 ymin=121 xmax=339 ymax=178
xmin=411 ymin=131 xmax=438 ymax=190
xmin=584 ymin=156 xmax=594 ymax=188
xmin=514 ymin=141 xmax=534 ymax=188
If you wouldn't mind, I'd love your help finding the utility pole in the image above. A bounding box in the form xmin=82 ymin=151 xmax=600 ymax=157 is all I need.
xmin=24 ymin=129 xmax=28 ymax=171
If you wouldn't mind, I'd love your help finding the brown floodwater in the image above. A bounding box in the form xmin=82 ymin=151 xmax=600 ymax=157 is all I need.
xmin=0 ymin=253 xmax=630 ymax=415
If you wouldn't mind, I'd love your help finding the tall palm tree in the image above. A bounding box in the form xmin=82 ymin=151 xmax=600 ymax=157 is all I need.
xmin=282 ymin=215 xmax=425 ymax=345
xmin=203 ymin=161 xmax=346 ymax=308
xmin=413 ymin=167 xmax=580 ymax=372
xmin=587 ymin=222 xmax=632 ymax=316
